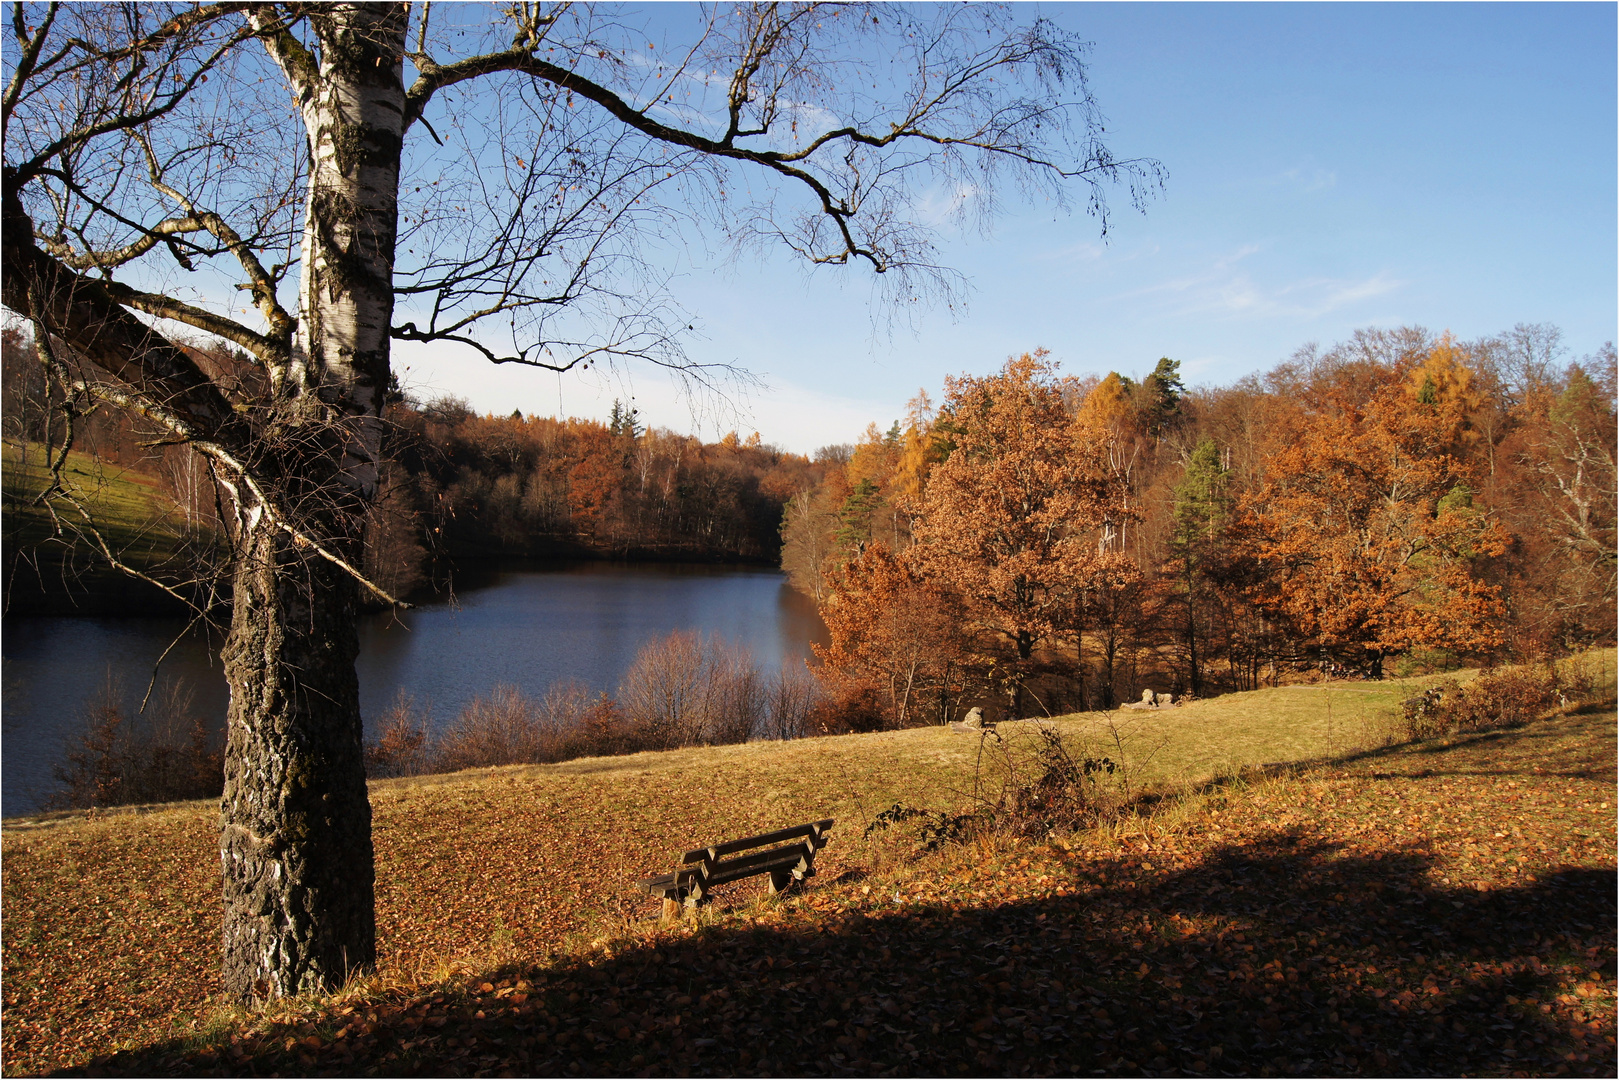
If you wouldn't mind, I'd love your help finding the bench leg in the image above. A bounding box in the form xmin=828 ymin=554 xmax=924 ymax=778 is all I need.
xmin=662 ymin=897 xmax=682 ymax=922
xmin=768 ymin=869 xmax=794 ymax=895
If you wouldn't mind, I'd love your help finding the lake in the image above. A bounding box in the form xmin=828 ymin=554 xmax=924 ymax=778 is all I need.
xmin=0 ymin=560 xmax=828 ymax=816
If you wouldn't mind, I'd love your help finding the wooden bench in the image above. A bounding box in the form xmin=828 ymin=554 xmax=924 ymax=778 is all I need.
xmin=638 ymin=819 xmax=833 ymax=918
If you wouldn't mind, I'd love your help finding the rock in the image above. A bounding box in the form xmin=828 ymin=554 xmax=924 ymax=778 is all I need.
xmin=1120 ymin=690 xmax=1181 ymax=711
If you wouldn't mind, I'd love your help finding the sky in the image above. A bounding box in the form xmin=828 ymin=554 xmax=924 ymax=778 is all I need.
xmin=397 ymin=2 xmax=1618 ymax=455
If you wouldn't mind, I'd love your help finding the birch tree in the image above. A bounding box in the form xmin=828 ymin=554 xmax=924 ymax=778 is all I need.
xmin=2 ymin=1 xmax=1160 ymax=1003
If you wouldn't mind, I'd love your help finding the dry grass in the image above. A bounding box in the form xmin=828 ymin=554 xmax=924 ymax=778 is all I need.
xmin=1042 ymin=649 xmax=1616 ymax=791
xmin=2 ymin=655 xmax=1613 ymax=1075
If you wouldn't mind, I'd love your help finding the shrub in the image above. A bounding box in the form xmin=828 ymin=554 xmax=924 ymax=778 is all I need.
xmin=1006 ymin=726 xmax=1120 ymax=830
xmin=704 ymin=645 xmax=766 ymax=745
xmin=361 ymin=633 xmax=834 ymax=779
xmin=616 ymin=630 xmax=771 ymax=747
xmin=808 ymin=682 xmax=889 ymax=734
xmin=541 ymin=682 xmax=658 ymax=759
xmin=864 ymin=725 xmax=1123 ymax=850
xmin=763 ymin=663 xmax=823 ymax=740
xmin=366 ymin=679 xmax=677 ymax=778
xmin=365 ymin=692 xmax=434 ymax=778
xmin=1400 ymin=655 xmax=1603 ymax=740
xmin=617 ymin=631 xmax=707 ymax=749
xmin=434 ymin=683 xmax=554 ymax=771
xmin=50 ymin=679 xmax=222 ymax=808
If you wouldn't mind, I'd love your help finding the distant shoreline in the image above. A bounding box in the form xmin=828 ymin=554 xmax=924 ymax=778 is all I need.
xmin=1 ymin=547 xmax=786 ymax=620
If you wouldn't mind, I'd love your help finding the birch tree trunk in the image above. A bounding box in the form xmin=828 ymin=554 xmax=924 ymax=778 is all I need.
xmin=4 ymin=1 xmax=1156 ymax=1007
xmin=219 ymin=4 xmax=407 ymax=1004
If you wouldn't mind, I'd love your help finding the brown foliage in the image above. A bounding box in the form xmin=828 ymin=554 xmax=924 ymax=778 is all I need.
xmin=908 ymin=353 xmax=1135 ymax=667
xmin=401 ymin=403 xmax=824 ymax=566
xmin=49 ymin=681 xmax=222 ymax=809
xmin=791 ymin=327 xmax=1613 ymax=707
xmin=814 ymin=543 xmax=965 ymax=727
xmin=1230 ymin=343 xmax=1510 ymax=675
xmin=806 ymin=682 xmax=892 ymax=735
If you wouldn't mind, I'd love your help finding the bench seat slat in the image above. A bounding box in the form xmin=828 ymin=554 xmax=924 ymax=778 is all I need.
xmin=637 ymin=872 xmax=680 ymax=898
xmin=705 ymin=840 xmax=813 ymax=877
xmin=643 ymin=843 xmax=813 ymax=893
xmin=704 ymin=849 xmax=813 ymax=888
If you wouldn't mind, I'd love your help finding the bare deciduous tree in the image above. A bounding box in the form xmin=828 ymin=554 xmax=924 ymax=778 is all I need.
xmin=2 ymin=1 xmax=1159 ymax=1003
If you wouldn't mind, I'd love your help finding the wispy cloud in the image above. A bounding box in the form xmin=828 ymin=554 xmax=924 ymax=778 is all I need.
xmin=1279 ymin=165 xmax=1338 ymax=192
xmin=911 ymin=181 xmax=991 ymax=228
xmin=1035 ymin=240 xmax=1106 ymax=263
xmin=1242 ymin=161 xmax=1339 ymax=194
xmin=1032 ymin=238 xmax=1161 ymax=267
xmin=1123 ymin=245 xmax=1401 ymax=321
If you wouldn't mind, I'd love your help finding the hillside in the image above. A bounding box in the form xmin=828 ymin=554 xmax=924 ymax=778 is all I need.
xmin=1 ymin=440 xmax=213 ymax=614
xmin=2 ymin=671 xmax=1613 ymax=1076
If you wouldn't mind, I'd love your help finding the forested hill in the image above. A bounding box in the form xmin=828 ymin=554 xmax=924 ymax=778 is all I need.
xmin=1 ymin=328 xmax=829 ymax=609
xmin=362 ymin=396 xmax=828 ymax=597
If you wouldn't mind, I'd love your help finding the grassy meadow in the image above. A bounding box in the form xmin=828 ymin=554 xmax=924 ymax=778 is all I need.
xmin=2 ymin=439 xmax=209 ymax=611
xmin=1 ymin=659 xmax=1614 ymax=1076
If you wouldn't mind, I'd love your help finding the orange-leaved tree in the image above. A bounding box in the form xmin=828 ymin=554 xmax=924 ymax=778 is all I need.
xmin=813 ymin=543 xmax=966 ymax=727
xmin=1502 ymin=352 xmax=1618 ymax=647
xmin=907 ymin=352 xmax=1136 ymax=716
xmin=1232 ymin=348 xmax=1509 ymax=676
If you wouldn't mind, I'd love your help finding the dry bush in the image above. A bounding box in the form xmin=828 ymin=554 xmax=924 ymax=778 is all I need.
xmin=865 ymin=725 xmax=1124 ymax=850
xmin=363 ymin=633 xmax=831 ymax=779
xmin=763 ymin=663 xmax=824 ymax=740
xmin=616 ymin=630 xmax=769 ymax=747
xmin=365 ymin=692 xmax=433 ymax=778
xmin=537 ymin=681 xmax=658 ymax=759
xmin=1401 ymin=655 xmax=1606 ymax=740
xmin=809 ymin=681 xmax=890 ymax=735
xmin=371 ymin=681 xmax=667 ymax=777
xmin=49 ymin=679 xmax=222 ymax=808
xmin=617 ymin=631 xmax=707 ymax=749
xmin=707 ymin=646 xmax=766 ymax=745
xmin=434 ymin=684 xmax=553 ymax=771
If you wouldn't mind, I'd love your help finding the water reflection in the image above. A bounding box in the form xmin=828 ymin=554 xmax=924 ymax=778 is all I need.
xmin=1 ymin=561 xmax=826 ymax=816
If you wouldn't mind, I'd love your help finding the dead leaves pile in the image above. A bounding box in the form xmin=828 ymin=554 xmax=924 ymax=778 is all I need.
xmin=7 ymin=708 xmax=1615 ymax=1077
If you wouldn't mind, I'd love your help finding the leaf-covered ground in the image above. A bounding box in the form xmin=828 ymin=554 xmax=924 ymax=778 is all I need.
xmin=4 ymin=701 xmax=1614 ymax=1077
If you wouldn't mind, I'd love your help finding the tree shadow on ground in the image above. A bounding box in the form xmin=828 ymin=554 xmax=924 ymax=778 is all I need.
xmin=78 ymin=829 xmax=1615 ymax=1078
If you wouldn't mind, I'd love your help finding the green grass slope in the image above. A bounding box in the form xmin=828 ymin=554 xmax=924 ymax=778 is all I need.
xmin=2 ymin=439 xmax=210 ymax=612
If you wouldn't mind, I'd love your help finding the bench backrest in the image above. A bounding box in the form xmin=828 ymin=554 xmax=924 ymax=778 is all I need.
xmin=639 ymin=819 xmax=834 ymax=903
xmin=679 ymin=818 xmax=834 ymax=867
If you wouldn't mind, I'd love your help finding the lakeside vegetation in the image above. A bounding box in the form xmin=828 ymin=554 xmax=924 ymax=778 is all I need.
xmin=2 ymin=327 xmax=830 ymax=613
xmin=3 ymin=657 xmax=1612 ymax=1076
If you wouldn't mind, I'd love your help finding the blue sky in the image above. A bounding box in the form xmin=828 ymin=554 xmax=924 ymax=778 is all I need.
xmin=403 ymin=2 xmax=1618 ymax=454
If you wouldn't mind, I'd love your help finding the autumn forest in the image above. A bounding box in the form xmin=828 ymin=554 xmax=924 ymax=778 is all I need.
xmin=7 ymin=320 xmax=1611 ymax=732
xmin=786 ymin=324 xmax=1616 ymax=726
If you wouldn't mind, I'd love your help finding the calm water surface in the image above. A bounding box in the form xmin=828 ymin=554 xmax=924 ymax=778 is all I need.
xmin=1 ymin=560 xmax=827 ymax=815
